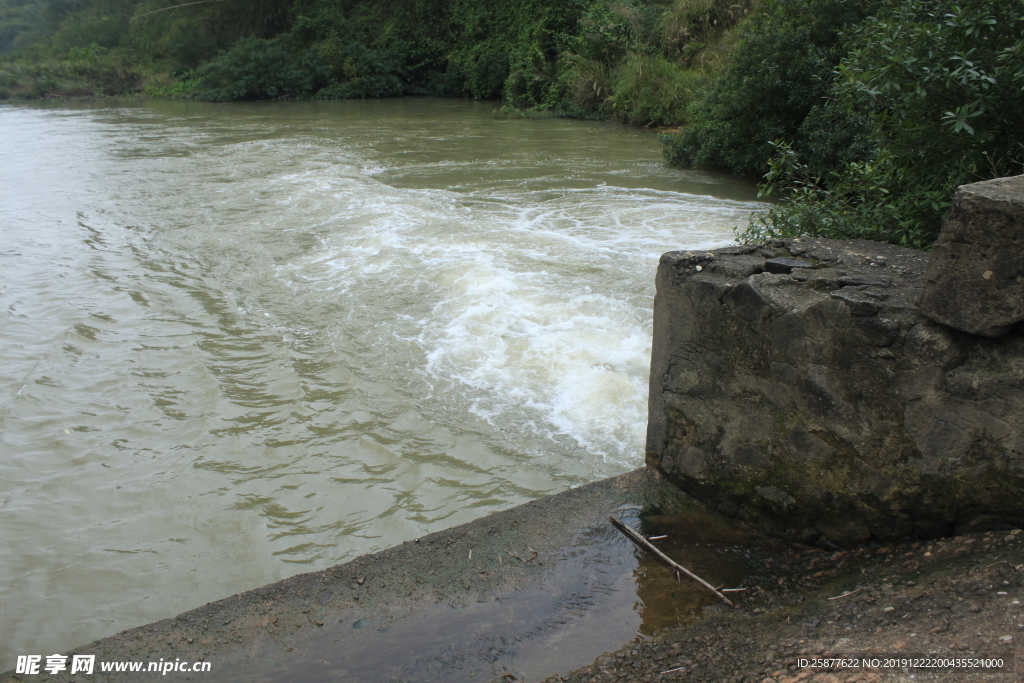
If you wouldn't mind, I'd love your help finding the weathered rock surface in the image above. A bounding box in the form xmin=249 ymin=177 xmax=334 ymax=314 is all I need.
xmin=918 ymin=174 xmax=1024 ymax=336
xmin=646 ymin=237 xmax=1024 ymax=547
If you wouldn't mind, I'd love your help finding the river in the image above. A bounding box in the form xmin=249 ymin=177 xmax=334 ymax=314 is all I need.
xmin=0 ymin=97 xmax=762 ymax=667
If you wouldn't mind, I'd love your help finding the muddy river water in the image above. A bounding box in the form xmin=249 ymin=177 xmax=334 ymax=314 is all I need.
xmin=0 ymin=98 xmax=762 ymax=667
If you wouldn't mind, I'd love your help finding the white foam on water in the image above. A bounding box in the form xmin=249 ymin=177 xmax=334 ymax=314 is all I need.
xmin=279 ymin=168 xmax=760 ymax=473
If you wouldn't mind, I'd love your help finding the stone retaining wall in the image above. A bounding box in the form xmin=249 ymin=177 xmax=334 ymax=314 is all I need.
xmin=646 ymin=176 xmax=1024 ymax=547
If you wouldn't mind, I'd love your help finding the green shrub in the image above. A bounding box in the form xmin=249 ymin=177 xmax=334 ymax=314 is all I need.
xmin=559 ymin=53 xmax=612 ymax=116
xmin=141 ymin=69 xmax=199 ymax=96
xmin=742 ymin=142 xmax=955 ymax=248
xmin=65 ymin=42 xmax=142 ymax=94
xmin=663 ymin=0 xmax=880 ymax=176
xmin=835 ymin=0 xmax=1024 ymax=179
xmin=660 ymin=0 xmax=754 ymax=56
xmin=447 ymin=0 xmax=588 ymax=104
xmin=452 ymin=39 xmax=510 ymax=99
xmin=559 ymin=0 xmax=746 ymax=122
xmin=607 ymin=52 xmax=701 ymax=126
xmin=746 ymin=0 xmax=1024 ymax=248
xmin=792 ymin=101 xmax=875 ymax=178
xmin=197 ymin=37 xmax=314 ymax=101
xmin=312 ymin=37 xmax=409 ymax=98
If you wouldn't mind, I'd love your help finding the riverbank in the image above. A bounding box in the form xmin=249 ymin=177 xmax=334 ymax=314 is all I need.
xmin=4 ymin=466 xmax=1022 ymax=682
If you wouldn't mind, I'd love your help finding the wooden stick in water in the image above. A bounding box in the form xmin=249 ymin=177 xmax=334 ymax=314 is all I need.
xmin=609 ymin=516 xmax=733 ymax=607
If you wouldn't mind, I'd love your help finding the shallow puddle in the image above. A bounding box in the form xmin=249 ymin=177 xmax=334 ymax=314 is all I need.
xmin=210 ymin=505 xmax=787 ymax=682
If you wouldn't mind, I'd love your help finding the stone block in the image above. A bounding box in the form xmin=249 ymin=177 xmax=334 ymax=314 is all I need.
xmin=647 ymin=237 xmax=1024 ymax=547
xmin=918 ymin=174 xmax=1024 ymax=336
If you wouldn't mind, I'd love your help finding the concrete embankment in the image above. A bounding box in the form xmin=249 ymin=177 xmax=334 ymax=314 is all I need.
xmin=2 ymin=469 xmax=792 ymax=683
xmin=7 ymin=471 xmax=1023 ymax=683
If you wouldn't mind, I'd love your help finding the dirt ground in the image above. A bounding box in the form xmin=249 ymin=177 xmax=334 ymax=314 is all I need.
xmin=552 ymin=529 xmax=1024 ymax=683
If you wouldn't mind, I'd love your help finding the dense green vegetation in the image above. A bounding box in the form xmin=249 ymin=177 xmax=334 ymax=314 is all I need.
xmin=0 ymin=0 xmax=748 ymax=121
xmin=3 ymin=0 xmax=1022 ymax=247
xmin=689 ymin=0 xmax=1024 ymax=248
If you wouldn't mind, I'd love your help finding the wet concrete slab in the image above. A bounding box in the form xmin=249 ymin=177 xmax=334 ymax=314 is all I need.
xmin=3 ymin=468 xmax=789 ymax=682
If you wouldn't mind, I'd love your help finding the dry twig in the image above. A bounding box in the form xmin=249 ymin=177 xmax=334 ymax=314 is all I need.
xmin=609 ymin=516 xmax=733 ymax=606
xmin=828 ymin=587 xmax=864 ymax=600
xmin=979 ymin=559 xmax=1009 ymax=570
xmin=505 ymin=545 xmax=537 ymax=563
